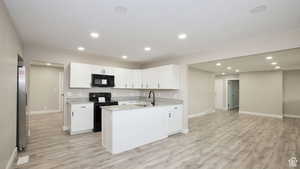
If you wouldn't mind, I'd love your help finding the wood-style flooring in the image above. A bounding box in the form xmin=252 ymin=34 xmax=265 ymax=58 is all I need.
xmin=15 ymin=111 xmax=300 ymax=169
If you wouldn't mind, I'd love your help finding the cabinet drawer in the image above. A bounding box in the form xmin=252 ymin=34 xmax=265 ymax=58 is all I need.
xmin=71 ymin=103 xmax=93 ymax=111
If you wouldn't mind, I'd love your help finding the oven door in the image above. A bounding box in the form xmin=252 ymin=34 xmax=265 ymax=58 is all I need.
xmin=92 ymin=74 xmax=115 ymax=87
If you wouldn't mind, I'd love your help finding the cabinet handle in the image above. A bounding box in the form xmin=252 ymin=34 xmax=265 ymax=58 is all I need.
xmin=81 ymin=106 xmax=87 ymax=108
xmin=72 ymin=112 xmax=74 ymax=117
xmin=169 ymin=113 xmax=171 ymax=118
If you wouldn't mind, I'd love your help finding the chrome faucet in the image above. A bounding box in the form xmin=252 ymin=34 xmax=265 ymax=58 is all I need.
xmin=148 ymin=90 xmax=155 ymax=106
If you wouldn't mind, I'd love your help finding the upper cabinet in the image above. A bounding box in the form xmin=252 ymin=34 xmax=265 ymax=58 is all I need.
xmin=69 ymin=62 xmax=180 ymax=90
xmin=69 ymin=63 xmax=92 ymax=88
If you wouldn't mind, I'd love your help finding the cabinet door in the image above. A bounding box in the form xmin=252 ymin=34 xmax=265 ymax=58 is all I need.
xmin=70 ymin=63 xmax=92 ymax=88
xmin=167 ymin=105 xmax=183 ymax=134
xmin=71 ymin=104 xmax=93 ymax=133
xmin=113 ymin=68 xmax=125 ymax=88
xmin=157 ymin=65 xmax=180 ymax=89
xmin=132 ymin=69 xmax=141 ymax=89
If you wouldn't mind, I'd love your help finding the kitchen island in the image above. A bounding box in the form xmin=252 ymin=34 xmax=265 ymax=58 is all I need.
xmin=102 ymin=101 xmax=183 ymax=154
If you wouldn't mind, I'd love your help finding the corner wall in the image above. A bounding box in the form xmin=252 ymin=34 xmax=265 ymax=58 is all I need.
xmin=283 ymin=70 xmax=300 ymax=117
xmin=239 ymin=71 xmax=283 ymax=117
xmin=188 ymin=67 xmax=215 ymax=115
xmin=0 ymin=1 xmax=22 ymax=168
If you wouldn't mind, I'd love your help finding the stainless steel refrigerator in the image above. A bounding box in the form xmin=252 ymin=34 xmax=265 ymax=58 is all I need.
xmin=17 ymin=56 xmax=27 ymax=151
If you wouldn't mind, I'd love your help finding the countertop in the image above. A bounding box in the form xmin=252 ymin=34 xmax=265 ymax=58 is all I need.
xmin=102 ymin=99 xmax=183 ymax=111
xmin=66 ymin=98 xmax=93 ymax=104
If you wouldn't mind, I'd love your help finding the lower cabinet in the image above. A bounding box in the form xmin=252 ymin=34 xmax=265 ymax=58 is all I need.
xmin=68 ymin=103 xmax=94 ymax=135
xmin=167 ymin=105 xmax=183 ymax=135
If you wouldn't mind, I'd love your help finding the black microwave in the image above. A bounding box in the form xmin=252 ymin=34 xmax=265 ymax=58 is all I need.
xmin=91 ymin=74 xmax=115 ymax=87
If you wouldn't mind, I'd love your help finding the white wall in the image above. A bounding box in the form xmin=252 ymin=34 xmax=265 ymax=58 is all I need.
xmin=29 ymin=65 xmax=63 ymax=113
xmin=239 ymin=71 xmax=283 ymax=117
xmin=283 ymin=70 xmax=300 ymax=117
xmin=188 ymin=67 xmax=215 ymax=115
xmin=0 ymin=1 xmax=22 ymax=168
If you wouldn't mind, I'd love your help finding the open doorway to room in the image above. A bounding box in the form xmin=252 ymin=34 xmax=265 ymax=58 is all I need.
xmin=227 ymin=80 xmax=239 ymax=111
xmin=28 ymin=61 xmax=64 ymax=136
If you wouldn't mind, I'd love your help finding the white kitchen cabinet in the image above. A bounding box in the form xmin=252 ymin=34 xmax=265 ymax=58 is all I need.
xmin=68 ymin=103 xmax=94 ymax=135
xmin=69 ymin=62 xmax=180 ymax=89
xmin=167 ymin=104 xmax=183 ymax=135
xmin=141 ymin=68 xmax=158 ymax=89
xmin=69 ymin=63 xmax=92 ymax=88
xmin=156 ymin=65 xmax=180 ymax=89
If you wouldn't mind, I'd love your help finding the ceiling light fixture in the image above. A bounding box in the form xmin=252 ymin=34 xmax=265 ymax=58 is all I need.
xmin=144 ymin=47 xmax=151 ymax=51
xmin=227 ymin=66 xmax=232 ymax=70
xmin=216 ymin=63 xmax=221 ymax=66
xmin=90 ymin=32 xmax=99 ymax=39
xmin=46 ymin=63 xmax=52 ymax=66
xmin=178 ymin=33 xmax=187 ymax=40
xmin=122 ymin=55 xmax=128 ymax=59
xmin=271 ymin=62 xmax=277 ymax=65
xmin=266 ymin=56 xmax=273 ymax=60
xmin=77 ymin=46 xmax=85 ymax=51
xmin=222 ymin=72 xmax=226 ymax=75
xmin=235 ymin=69 xmax=240 ymax=73
xmin=275 ymin=66 xmax=281 ymax=69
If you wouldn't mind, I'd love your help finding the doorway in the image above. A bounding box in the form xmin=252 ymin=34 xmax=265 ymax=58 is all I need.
xmin=227 ymin=80 xmax=239 ymax=111
xmin=28 ymin=61 xmax=64 ymax=136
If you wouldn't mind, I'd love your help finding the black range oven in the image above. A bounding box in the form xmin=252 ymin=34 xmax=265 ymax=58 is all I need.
xmin=89 ymin=92 xmax=118 ymax=132
xmin=91 ymin=74 xmax=115 ymax=87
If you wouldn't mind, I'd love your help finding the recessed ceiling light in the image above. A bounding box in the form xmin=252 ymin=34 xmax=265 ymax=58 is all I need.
xmin=122 ymin=55 xmax=127 ymax=59
xmin=46 ymin=63 xmax=52 ymax=66
xmin=178 ymin=33 xmax=187 ymax=40
xmin=216 ymin=62 xmax=221 ymax=66
xmin=90 ymin=32 xmax=99 ymax=39
xmin=275 ymin=66 xmax=281 ymax=69
xmin=250 ymin=5 xmax=267 ymax=14
xmin=235 ymin=69 xmax=240 ymax=73
xmin=266 ymin=56 xmax=273 ymax=60
xmin=271 ymin=62 xmax=277 ymax=65
xmin=77 ymin=46 xmax=85 ymax=51
xmin=144 ymin=47 xmax=151 ymax=51
xmin=227 ymin=66 xmax=232 ymax=70
xmin=222 ymin=72 xmax=226 ymax=75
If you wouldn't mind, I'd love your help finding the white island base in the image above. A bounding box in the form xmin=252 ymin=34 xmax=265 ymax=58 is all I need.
xmin=102 ymin=104 xmax=183 ymax=154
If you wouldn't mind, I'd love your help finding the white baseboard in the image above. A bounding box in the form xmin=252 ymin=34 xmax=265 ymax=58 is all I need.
xmin=31 ymin=109 xmax=60 ymax=115
xmin=239 ymin=111 xmax=283 ymax=119
xmin=62 ymin=126 xmax=69 ymax=131
xmin=284 ymin=114 xmax=300 ymax=118
xmin=181 ymin=129 xmax=189 ymax=134
xmin=5 ymin=147 xmax=17 ymax=169
xmin=188 ymin=109 xmax=213 ymax=119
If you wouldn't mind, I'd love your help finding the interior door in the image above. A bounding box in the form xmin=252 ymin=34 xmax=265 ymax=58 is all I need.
xmin=227 ymin=80 xmax=234 ymax=110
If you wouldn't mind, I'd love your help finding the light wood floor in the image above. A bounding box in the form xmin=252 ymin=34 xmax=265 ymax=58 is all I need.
xmin=15 ymin=111 xmax=300 ymax=169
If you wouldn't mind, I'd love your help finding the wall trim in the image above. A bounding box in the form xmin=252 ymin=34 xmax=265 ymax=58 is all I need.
xmin=5 ymin=147 xmax=17 ymax=169
xmin=188 ymin=109 xmax=213 ymax=118
xmin=239 ymin=111 xmax=283 ymax=119
xmin=181 ymin=129 xmax=189 ymax=134
xmin=62 ymin=126 xmax=69 ymax=131
xmin=284 ymin=114 xmax=300 ymax=119
xmin=31 ymin=109 xmax=61 ymax=115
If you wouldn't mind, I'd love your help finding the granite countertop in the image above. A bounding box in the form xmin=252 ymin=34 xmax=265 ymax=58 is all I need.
xmin=102 ymin=99 xmax=183 ymax=111
xmin=66 ymin=98 xmax=93 ymax=104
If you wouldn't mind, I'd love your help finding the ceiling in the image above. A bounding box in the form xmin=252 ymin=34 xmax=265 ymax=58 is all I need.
xmin=4 ymin=0 xmax=300 ymax=62
xmin=190 ymin=47 xmax=300 ymax=75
